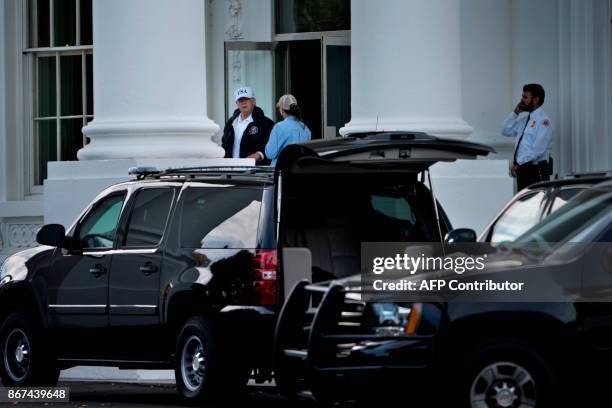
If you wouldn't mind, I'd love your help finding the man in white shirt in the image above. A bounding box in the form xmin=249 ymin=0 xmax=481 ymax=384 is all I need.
xmin=501 ymin=83 xmax=554 ymax=191
xmin=221 ymin=87 xmax=274 ymax=164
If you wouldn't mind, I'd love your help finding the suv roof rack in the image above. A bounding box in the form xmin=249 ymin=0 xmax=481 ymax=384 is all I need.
xmin=162 ymin=166 xmax=274 ymax=175
xmin=128 ymin=166 xmax=162 ymax=179
xmin=128 ymin=166 xmax=274 ymax=180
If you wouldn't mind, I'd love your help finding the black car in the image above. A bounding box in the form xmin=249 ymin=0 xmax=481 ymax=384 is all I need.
xmin=274 ymin=181 xmax=612 ymax=407
xmin=0 ymin=132 xmax=493 ymax=401
xmin=479 ymin=171 xmax=612 ymax=244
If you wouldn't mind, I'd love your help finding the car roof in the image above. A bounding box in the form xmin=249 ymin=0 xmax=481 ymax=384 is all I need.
xmin=590 ymin=179 xmax=612 ymax=190
xmin=525 ymin=171 xmax=612 ymax=190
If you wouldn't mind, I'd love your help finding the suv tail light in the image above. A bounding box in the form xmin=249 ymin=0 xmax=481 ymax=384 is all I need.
xmin=252 ymin=249 xmax=277 ymax=306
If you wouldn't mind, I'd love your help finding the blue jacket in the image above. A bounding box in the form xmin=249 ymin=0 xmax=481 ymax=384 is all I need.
xmin=264 ymin=116 xmax=311 ymax=166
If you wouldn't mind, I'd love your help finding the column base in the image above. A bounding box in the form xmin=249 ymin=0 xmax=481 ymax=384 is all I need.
xmin=79 ymin=119 xmax=224 ymax=160
xmin=340 ymin=118 xmax=473 ymax=139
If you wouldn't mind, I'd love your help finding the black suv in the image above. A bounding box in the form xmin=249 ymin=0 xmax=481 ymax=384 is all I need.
xmin=274 ymin=180 xmax=612 ymax=407
xmin=0 ymin=132 xmax=493 ymax=401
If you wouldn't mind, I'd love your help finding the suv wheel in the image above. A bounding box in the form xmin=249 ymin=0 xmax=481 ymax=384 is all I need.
xmin=463 ymin=340 xmax=555 ymax=408
xmin=174 ymin=316 xmax=221 ymax=401
xmin=0 ymin=311 xmax=60 ymax=386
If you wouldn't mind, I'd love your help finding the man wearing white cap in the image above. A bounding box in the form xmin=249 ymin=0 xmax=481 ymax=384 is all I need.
xmin=221 ymin=86 xmax=274 ymax=164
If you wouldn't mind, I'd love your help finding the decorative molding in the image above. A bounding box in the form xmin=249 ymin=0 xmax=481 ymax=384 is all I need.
xmin=231 ymin=50 xmax=243 ymax=84
xmin=225 ymin=0 xmax=244 ymax=40
xmin=0 ymin=219 xmax=42 ymax=251
xmin=7 ymin=223 xmax=40 ymax=249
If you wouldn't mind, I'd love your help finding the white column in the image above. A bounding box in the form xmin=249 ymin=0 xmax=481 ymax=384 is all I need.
xmin=78 ymin=0 xmax=223 ymax=160
xmin=341 ymin=0 xmax=472 ymax=138
xmin=343 ymin=0 xmax=513 ymax=231
xmin=558 ymin=0 xmax=612 ymax=174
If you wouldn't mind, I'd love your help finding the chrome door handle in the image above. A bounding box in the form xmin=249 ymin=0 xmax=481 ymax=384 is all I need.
xmin=89 ymin=264 xmax=107 ymax=277
xmin=139 ymin=262 xmax=158 ymax=276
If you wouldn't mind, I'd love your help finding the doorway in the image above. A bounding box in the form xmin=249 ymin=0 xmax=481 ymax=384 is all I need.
xmin=225 ymin=34 xmax=350 ymax=140
xmin=276 ymin=35 xmax=350 ymax=139
xmin=281 ymin=40 xmax=322 ymax=139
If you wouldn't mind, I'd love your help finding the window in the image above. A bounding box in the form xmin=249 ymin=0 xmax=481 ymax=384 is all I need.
xmin=226 ymin=48 xmax=274 ymax=120
xmin=26 ymin=0 xmax=93 ymax=186
xmin=549 ymin=188 xmax=585 ymax=213
xmin=78 ymin=192 xmax=126 ymax=250
xmin=368 ymin=194 xmax=430 ymax=242
xmin=370 ymin=195 xmax=417 ymax=223
xmin=123 ymin=189 xmax=174 ymax=248
xmin=180 ymin=187 xmax=263 ymax=249
xmin=489 ymin=191 xmax=547 ymax=244
xmin=515 ymin=189 xmax=612 ymax=247
xmin=276 ymin=0 xmax=350 ymax=34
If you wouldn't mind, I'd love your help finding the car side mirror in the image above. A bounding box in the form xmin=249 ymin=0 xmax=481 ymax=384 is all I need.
xmin=36 ymin=224 xmax=67 ymax=248
xmin=444 ymin=228 xmax=477 ymax=244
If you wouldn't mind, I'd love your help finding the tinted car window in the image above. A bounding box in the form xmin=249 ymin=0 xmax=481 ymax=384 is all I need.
xmin=367 ymin=193 xmax=432 ymax=242
xmin=258 ymin=187 xmax=277 ymax=249
xmin=515 ymin=188 xmax=612 ymax=247
xmin=489 ymin=191 xmax=547 ymax=245
xmin=123 ymin=188 xmax=174 ymax=247
xmin=549 ymin=187 xmax=584 ymax=213
xmin=180 ymin=187 xmax=263 ymax=249
xmin=371 ymin=195 xmax=416 ymax=222
xmin=78 ymin=192 xmax=126 ymax=249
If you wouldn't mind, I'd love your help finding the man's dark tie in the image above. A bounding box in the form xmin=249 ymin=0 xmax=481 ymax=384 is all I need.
xmin=513 ymin=113 xmax=531 ymax=165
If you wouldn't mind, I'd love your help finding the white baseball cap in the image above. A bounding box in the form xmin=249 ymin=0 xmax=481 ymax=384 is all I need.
xmin=234 ymin=86 xmax=255 ymax=101
xmin=276 ymin=94 xmax=298 ymax=110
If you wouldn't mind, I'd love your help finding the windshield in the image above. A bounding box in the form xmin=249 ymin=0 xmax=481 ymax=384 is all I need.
xmin=512 ymin=187 xmax=612 ymax=252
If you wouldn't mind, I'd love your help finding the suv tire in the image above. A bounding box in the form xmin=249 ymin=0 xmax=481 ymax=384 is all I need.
xmin=461 ymin=339 xmax=556 ymax=408
xmin=175 ymin=316 xmax=223 ymax=402
xmin=0 ymin=311 xmax=60 ymax=386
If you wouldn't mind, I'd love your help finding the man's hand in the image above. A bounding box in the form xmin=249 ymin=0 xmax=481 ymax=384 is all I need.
xmin=511 ymin=164 xmax=518 ymax=178
xmin=513 ymin=101 xmax=524 ymax=115
xmin=247 ymin=152 xmax=263 ymax=161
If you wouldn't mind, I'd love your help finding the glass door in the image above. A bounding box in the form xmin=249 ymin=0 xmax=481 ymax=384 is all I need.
xmin=322 ymin=34 xmax=351 ymax=138
xmin=224 ymin=42 xmax=277 ymax=122
xmin=227 ymin=35 xmax=351 ymax=139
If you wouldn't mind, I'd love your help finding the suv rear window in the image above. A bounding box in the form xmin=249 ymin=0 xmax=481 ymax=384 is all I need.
xmin=180 ymin=187 xmax=263 ymax=249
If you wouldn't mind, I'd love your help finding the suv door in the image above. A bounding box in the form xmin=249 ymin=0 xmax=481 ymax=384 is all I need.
xmin=107 ymin=186 xmax=176 ymax=359
xmin=47 ymin=190 xmax=127 ymax=358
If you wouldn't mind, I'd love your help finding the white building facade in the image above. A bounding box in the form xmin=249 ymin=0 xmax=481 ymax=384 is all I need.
xmin=1 ymin=0 xmax=611 ymax=262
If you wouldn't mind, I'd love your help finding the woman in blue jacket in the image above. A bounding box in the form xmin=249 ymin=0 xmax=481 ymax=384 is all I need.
xmin=262 ymin=94 xmax=311 ymax=166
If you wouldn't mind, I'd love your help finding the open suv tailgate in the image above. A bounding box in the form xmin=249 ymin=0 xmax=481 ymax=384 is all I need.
xmin=276 ymin=131 xmax=495 ymax=172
